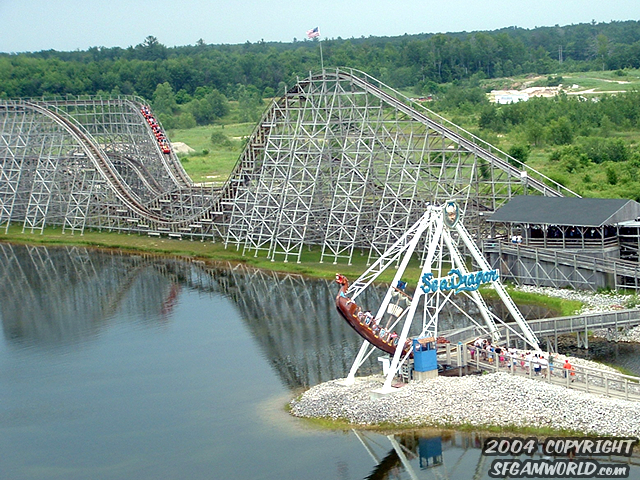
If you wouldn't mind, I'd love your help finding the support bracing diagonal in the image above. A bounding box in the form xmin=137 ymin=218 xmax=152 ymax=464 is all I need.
xmin=225 ymin=69 xmax=576 ymax=265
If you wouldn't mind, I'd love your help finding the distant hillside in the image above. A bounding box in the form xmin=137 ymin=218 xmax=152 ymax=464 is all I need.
xmin=2 ymin=20 xmax=640 ymax=100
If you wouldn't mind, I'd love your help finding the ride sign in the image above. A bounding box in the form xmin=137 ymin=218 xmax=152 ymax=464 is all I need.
xmin=420 ymin=268 xmax=500 ymax=295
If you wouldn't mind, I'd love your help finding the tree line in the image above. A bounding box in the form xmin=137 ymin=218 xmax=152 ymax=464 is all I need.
xmin=3 ymin=19 xmax=640 ymax=106
xmin=4 ymin=19 xmax=640 ymax=199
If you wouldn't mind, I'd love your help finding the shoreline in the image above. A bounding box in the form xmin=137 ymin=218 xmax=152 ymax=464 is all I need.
xmin=5 ymin=233 xmax=640 ymax=439
xmin=290 ymin=371 xmax=640 ymax=438
xmin=0 ymin=228 xmax=408 ymax=284
xmin=0 ymin=230 xmax=622 ymax=316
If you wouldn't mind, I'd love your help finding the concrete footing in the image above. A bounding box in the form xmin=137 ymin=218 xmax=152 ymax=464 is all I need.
xmin=413 ymin=369 xmax=439 ymax=381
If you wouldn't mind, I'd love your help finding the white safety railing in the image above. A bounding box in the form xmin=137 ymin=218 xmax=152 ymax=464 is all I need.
xmin=440 ymin=343 xmax=640 ymax=402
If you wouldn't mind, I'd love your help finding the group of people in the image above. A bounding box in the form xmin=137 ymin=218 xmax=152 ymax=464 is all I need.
xmin=510 ymin=234 xmax=523 ymax=244
xmin=356 ymin=310 xmax=399 ymax=345
xmin=471 ymin=337 xmax=576 ymax=380
xmin=141 ymin=106 xmax=171 ymax=154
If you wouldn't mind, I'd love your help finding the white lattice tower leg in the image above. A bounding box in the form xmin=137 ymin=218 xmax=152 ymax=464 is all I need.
xmin=378 ymin=210 xmax=445 ymax=393
xmin=344 ymin=208 xmax=437 ymax=384
xmin=455 ymin=221 xmax=540 ymax=350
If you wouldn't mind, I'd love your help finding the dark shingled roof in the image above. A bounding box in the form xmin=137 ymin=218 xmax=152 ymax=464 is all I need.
xmin=487 ymin=196 xmax=640 ymax=227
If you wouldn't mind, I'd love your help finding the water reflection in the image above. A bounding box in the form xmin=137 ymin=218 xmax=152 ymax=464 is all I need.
xmin=0 ymin=244 xmax=560 ymax=386
xmin=0 ymin=244 xmax=382 ymax=388
xmin=355 ymin=430 xmax=640 ymax=480
xmin=357 ymin=431 xmax=484 ymax=480
xmin=2 ymin=243 xmax=639 ymax=480
xmin=0 ymin=244 xmax=178 ymax=346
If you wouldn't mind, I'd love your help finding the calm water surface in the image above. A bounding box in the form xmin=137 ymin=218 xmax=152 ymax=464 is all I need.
xmin=0 ymin=244 xmax=638 ymax=480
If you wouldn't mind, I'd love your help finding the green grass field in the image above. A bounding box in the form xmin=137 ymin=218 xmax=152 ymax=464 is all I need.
xmin=168 ymin=122 xmax=254 ymax=183
xmin=481 ymin=69 xmax=640 ymax=94
xmin=561 ymin=69 xmax=640 ymax=93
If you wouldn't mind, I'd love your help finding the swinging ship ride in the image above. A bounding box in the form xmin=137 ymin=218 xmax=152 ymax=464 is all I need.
xmin=333 ymin=203 xmax=540 ymax=390
xmin=335 ymin=273 xmax=413 ymax=358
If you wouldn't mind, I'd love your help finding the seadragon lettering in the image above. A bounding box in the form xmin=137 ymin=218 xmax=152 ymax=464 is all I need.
xmin=420 ymin=268 xmax=500 ymax=294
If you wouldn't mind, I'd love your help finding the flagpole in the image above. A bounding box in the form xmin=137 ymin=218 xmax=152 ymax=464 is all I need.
xmin=307 ymin=27 xmax=324 ymax=73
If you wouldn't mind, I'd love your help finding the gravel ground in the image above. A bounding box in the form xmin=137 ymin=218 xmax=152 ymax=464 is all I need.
xmin=592 ymin=325 xmax=640 ymax=343
xmin=516 ymin=285 xmax=640 ymax=343
xmin=290 ymin=372 xmax=640 ymax=437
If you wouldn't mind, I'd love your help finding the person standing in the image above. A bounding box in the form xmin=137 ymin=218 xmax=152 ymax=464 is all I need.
xmin=540 ymin=354 xmax=548 ymax=378
xmin=563 ymin=358 xmax=575 ymax=381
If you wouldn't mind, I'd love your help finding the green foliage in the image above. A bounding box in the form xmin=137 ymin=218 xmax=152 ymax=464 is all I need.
xmin=480 ymin=91 xmax=640 ymax=143
xmin=183 ymin=90 xmax=229 ymax=125
xmin=262 ymin=86 xmax=275 ymax=98
xmin=507 ymin=144 xmax=530 ymax=165
xmin=524 ymin=120 xmax=545 ymax=147
xmin=4 ymin=20 xmax=640 ymax=100
xmin=236 ymin=84 xmax=264 ymax=122
xmin=547 ymin=172 xmax=569 ymax=187
xmin=156 ymin=112 xmax=176 ymax=129
xmin=606 ymin=164 xmax=619 ymax=184
xmin=547 ymin=117 xmax=574 ymax=145
xmin=210 ymin=131 xmax=232 ymax=148
xmin=546 ymin=75 xmax=563 ymax=86
xmin=7 ymin=23 xmax=640 ymax=202
xmin=478 ymin=105 xmax=502 ymax=131
xmin=152 ymin=82 xmax=178 ymax=115
xmin=177 ymin=112 xmax=197 ymax=129
xmin=175 ymin=89 xmax=193 ymax=104
xmin=478 ymin=159 xmax=491 ymax=180
xmin=599 ymin=114 xmax=613 ymax=137
xmin=545 ymin=140 xmax=631 ymax=183
xmin=579 ymin=137 xmax=630 ymax=163
xmin=436 ymin=85 xmax=488 ymax=112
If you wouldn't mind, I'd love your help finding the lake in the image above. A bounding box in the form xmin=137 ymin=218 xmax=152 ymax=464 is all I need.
xmin=0 ymin=243 xmax=637 ymax=479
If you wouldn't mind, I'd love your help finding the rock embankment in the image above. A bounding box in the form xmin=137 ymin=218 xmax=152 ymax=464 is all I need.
xmin=593 ymin=325 xmax=640 ymax=343
xmin=290 ymin=373 xmax=640 ymax=437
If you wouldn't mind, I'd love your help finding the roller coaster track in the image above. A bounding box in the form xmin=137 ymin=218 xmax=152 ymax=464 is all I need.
xmin=2 ymin=70 xmax=579 ymax=263
xmin=49 ymin=98 xmax=194 ymax=189
xmin=25 ymin=102 xmax=167 ymax=221
xmin=319 ymin=69 xmax=572 ymax=198
xmin=21 ymin=101 xmax=218 ymax=229
xmin=108 ymin=153 xmax=164 ymax=195
xmin=124 ymin=98 xmax=193 ymax=188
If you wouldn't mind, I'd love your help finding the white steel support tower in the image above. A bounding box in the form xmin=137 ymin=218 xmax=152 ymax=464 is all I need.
xmin=342 ymin=203 xmax=540 ymax=394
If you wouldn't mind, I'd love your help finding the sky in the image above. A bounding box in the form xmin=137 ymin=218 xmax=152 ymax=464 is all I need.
xmin=1 ymin=0 xmax=640 ymax=53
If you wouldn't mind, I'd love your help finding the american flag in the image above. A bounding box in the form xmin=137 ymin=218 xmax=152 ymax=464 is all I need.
xmin=306 ymin=27 xmax=320 ymax=39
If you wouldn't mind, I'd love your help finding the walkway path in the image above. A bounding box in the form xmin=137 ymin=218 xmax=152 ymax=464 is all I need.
xmin=440 ymin=343 xmax=640 ymax=402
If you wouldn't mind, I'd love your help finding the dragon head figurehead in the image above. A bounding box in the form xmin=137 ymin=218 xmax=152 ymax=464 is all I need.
xmin=335 ymin=273 xmax=349 ymax=287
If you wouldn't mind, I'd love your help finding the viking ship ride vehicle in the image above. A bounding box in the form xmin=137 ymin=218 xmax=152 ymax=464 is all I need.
xmin=334 ymin=204 xmax=540 ymax=391
xmin=335 ymin=273 xmax=413 ymax=358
